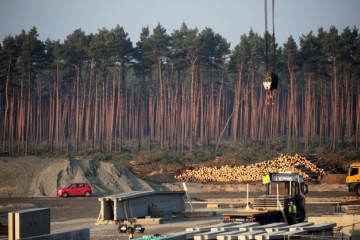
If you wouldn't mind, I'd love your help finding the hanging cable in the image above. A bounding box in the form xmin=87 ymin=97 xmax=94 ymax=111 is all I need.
xmin=263 ymin=0 xmax=278 ymax=104
xmin=264 ymin=0 xmax=269 ymax=72
xmin=272 ymin=0 xmax=276 ymax=72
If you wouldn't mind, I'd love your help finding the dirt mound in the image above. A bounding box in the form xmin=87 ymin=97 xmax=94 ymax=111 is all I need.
xmin=145 ymin=171 xmax=177 ymax=183
xmin=0 ymin=156 xmax=349 ymax=198
xmin=320 ymin=173 xmax=346 ymax=184
xmin=0 ymin=156 xmax=166 ymax=198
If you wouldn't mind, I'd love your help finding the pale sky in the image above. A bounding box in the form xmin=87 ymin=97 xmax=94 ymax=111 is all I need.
xmin=1 ymin=0 xmax=360 ymax=49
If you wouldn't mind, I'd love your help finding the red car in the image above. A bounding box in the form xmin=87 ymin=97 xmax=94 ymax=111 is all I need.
xmin=57 ymin=183 xmax=92 ymax=198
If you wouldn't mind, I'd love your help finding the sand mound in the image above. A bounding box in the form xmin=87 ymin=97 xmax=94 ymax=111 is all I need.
xmin=0 ymin=156 xmax=166 ymax=198
xmin=320 ymin=173 xmax=346 ymax=184
xmin=145 ymin=171 xmax=177 ymax=183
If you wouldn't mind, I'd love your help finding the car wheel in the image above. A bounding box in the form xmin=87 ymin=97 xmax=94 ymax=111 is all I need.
xmin=84 ymin=191 xmax=91 ymax=197
xmin=62 ymin=192 xmax=68 ymax=198
xmin=355 ymin=186 xmax=360 ymax=196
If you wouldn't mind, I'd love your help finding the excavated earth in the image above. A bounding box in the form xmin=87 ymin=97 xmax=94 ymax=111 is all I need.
xmin=0 ymin=156 xmax=167 ymax=198
xmin=0 ymin=155 xmax=351 ymax=198
xmin=0 ymin=156 xmax=359 ymax=240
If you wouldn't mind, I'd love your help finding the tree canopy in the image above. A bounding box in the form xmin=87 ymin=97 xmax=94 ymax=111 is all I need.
xmin=0 ymin=24 xmax=360 ymax=157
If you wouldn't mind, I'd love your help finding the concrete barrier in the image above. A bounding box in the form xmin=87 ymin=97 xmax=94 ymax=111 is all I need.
xmin=8 ymin=208 xmax=50 ymax=240
xmin=7 ymin=208 xmax=90 ymax=240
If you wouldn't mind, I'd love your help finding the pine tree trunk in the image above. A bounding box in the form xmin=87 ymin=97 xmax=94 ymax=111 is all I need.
xmin=180 ymin=79 xmax=186 ymax=152
xmin=199 ymin=72 xmax=205 ymax=150
xmin=148 ymin=77 xmax=154 ymax=150
xmin=249 ymin=65 xmax=257 ymax=141
xmin=157 ymin=59 xmax=164 ymax=149
xmin=208 ymin=85 xmax=214 ymax=145
xmin=9 ymin=83 xmax=15 ymax=155
xmin=85 ymin=62 xmax=93 ymax=149
xmin=55 ymin=62 xmax=60 ymax=150
xmin=304 ymin=68 xmax=312 ymax=151
xmin=93 ymin=72 xmax=99 ymax=150
xmin=356 ymin=84 xmax=360 ymax=147
xmin=2 ymin=73 xmax=9 ymax=154
xmin=286 ymin=57 xmax=296 ymax=149
xmin=190 ymin=58 xmax=197 ymax=152
xmin=215 ymin=77 xmax=224 ymax=149
xmin=232 ymin=62 xmax=243 ymax=145
xmin=331 ymin=56 xmax=338 ymax=150
xmin=75 ymin=67 xmax=80 ymax=153
xmin=36 ymin=77 xmax=42 ymax=153
xmin=243 ymin=79 xmax=249 ymax=147
xmin=116 ymin=63 xmax=124 ymax=152
xmin=25 ymin=66 xmax=32 ymax=155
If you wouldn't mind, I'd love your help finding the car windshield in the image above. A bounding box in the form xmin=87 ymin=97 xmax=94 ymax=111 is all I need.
xmin=66 ymin=183 xmax=74 ymax=188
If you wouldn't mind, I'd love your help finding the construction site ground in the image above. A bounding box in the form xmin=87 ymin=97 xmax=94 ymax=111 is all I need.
xmin=1 ymin=184 xmax=359 ymax=240
xmin=0 ymin=156 xmax=359 ymax=239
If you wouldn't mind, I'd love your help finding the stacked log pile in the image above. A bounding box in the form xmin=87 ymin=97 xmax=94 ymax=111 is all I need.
xmin=175 ymin=154 xmax=327 ymax=183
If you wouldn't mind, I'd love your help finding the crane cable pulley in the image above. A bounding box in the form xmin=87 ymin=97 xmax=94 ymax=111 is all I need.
xmin=263 ymin=0 xmax=278 ymax=104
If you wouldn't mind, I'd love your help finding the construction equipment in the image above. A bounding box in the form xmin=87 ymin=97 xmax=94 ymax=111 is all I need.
xmin=263 ymin=71 xmax=279 ymax=104
xmin=346 ymin=163 xmax=360 ymax=195
xmin=223 ymin=172 xmax=308 ymax=225
xmin=262 ymin=0 xmax=279 ymax=105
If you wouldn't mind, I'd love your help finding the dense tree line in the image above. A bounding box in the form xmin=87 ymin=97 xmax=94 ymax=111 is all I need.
xmin=0 ymin=23 xmax=359 ymax=156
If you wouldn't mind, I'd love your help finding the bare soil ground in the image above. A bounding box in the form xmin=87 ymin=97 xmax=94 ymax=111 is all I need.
xmin=0 ymin=156 xmax=166 ymax=198
xmin=0 ymin=156 xmax=358 ymax=240
xmin=0 ymin=156 xmax=349 ymax=198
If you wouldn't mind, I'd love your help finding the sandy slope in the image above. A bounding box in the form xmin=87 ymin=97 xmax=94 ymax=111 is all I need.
xmin=0 ymin=156 xmax=351 ymax=199
xmin=0 ymin=156 xmax=165 ymax=197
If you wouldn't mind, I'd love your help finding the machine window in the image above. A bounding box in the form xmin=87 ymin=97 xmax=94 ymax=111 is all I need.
xmin=350 ymin=168 xmax=359 ymax=176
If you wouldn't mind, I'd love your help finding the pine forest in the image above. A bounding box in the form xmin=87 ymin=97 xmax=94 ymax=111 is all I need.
xmin=1 ymin=23 xmax=360 ymax=157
